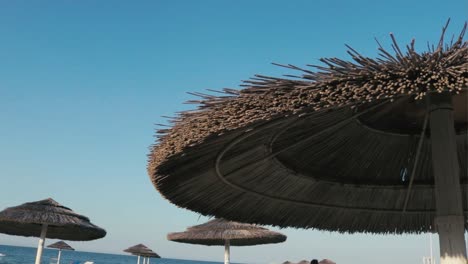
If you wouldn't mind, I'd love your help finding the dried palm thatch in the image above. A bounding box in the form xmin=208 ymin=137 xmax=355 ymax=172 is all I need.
xmin=0 ymin=198 xmax=106 ymax=240
xmin=47 ymin=240 xmax=74 ymax=264
xmin=169 ymin=219 xmax=285 ymax=264
xmin=148 ymin=22 xmax=468 ymax=235
xmin=167 ymin=218 xmax=286 ymax=246
xmin=124 ymin=244 xmax=161 ymax=258
xmin=47 ymin=241 xmax=74 ymax=251
xmin=124 ymin=244 xmax=150 ymax=255
xmin=139 ymin=251 xmax=161 ymax=258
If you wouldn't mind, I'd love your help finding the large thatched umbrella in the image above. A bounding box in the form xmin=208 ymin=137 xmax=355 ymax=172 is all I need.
xmin=124 ymin=244 xmax=160 ymax=264
xmin=148 ymin=22 xmax=468 ymax=264
xmin=167 ymin=218 xmax=286 ymax=264
xmin=47 ymin=241 xmax=74 ymax=264
xmin=0 ymin=198 xmax=106 ymax=264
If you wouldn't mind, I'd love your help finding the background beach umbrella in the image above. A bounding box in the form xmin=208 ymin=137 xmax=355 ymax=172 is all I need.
xmin=139 ymin=250 xmax=160 ymax=264
xmin=0 ymin=198 xmax=106 ymax=264
xmin=124 ymin=244 xmax=160 ymax=264
xmin=124 ymin=244 xmax=148 ymax=264
xmin=148 ymin=22 xmax=468 ymax=264
xmin=167 ymin=218 xmax=286 ymax=264
xmin=47 ymin=241 xmax=74 ymax=264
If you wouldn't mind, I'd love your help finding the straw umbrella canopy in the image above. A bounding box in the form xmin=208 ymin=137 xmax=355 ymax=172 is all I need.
xmin=124 ymin=243 xmax=151 ymax=255
xmin=139 ymin=250 xmax=161 ymax=264
xmin=124 ymin=243 xmax=149 ymax=264
xmin=47 ymin=241 xmax=74 ymax=264
xmin=0 ymin=198 xmax=106 ymax=264
xmin=167 ymin=218 xmax=286 ymax=264
xmin=140 ymin=251 xmax=160 ymax=258
xmin=148 ymin=22 xmax=468 ymax=264
xmin=48 ymin=241 xmax=74 ymax=251
xmin=124 ymin=244 xmax=160 ymax=264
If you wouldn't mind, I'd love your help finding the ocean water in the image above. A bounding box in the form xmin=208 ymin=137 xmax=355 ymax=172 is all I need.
xmin=0 ymin=245 xmax=229 ymax=264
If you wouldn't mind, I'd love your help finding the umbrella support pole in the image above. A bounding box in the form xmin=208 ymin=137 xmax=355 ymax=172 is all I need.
xmin=34 ymin=223 xmax=48 ymax=264
xmin=137 ymin=255 xmax=140 ymax=264
xmin=57 ymin=249 xmax=62 ymax=264
xmin=224 ymin=239 xmax=230 ymax=264
xmin=429 ymin=93 xmax=467 ymax=264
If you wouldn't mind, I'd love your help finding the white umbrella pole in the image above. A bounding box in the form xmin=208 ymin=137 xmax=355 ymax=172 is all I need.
xmin=224 ymin=239 xmax=230 ymax=264
xmin=57 ymin=249 xmax=62 ymax=264
xmin=429 ymin=232 xmax=433 ymax=264
xmin=34 ymin=223 xmax=48 ymax=264
xmin=429 ymin=93 xmax=467 ymax=264
xmin=137 ymin=255 xmax=141 ymax=264
xmin=148 ymin=257 xmax=151 ymax=264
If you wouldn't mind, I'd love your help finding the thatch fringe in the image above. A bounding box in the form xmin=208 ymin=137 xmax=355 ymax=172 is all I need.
xmin=147 ymin=23 xmax=468 ymax=234
xmin=0 ymin=198 xmax=106 ymax=240
xmin=124 ymin=244 xmax=161 ymax=258
xmin=47 ymin=241 xmax=74 ymax=251
xmin=167 ymin=219 xmax=286 ymax=246
xmin=148 ymin=22 xmax=467 ymax=179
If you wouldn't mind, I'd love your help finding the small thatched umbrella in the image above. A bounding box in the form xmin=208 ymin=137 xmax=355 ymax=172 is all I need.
xmin=167 ymin=218 xmax=286 ymax=264
xmin=148 ymin=22 xmax=468 ymax=264
xmin=139 ymin=250 xmax=160 ymax=264
xmin=0 ymin=198 xmax=106 ymax=264
xmin=124 ymin=244 xmax=160 ymax=264
xmin=47 ymin=241 xmax=74 ymax=264
xmin=124 ymin=244 xmax=148 ymax=264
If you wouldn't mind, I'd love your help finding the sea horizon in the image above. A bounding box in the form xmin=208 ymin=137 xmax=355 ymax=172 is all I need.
xmin=0 ymin=244 xmax=244 ymax=264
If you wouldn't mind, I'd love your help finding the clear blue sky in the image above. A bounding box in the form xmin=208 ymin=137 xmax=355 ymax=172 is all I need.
xmin=0 ymin=1 xmax=466 ymax=263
